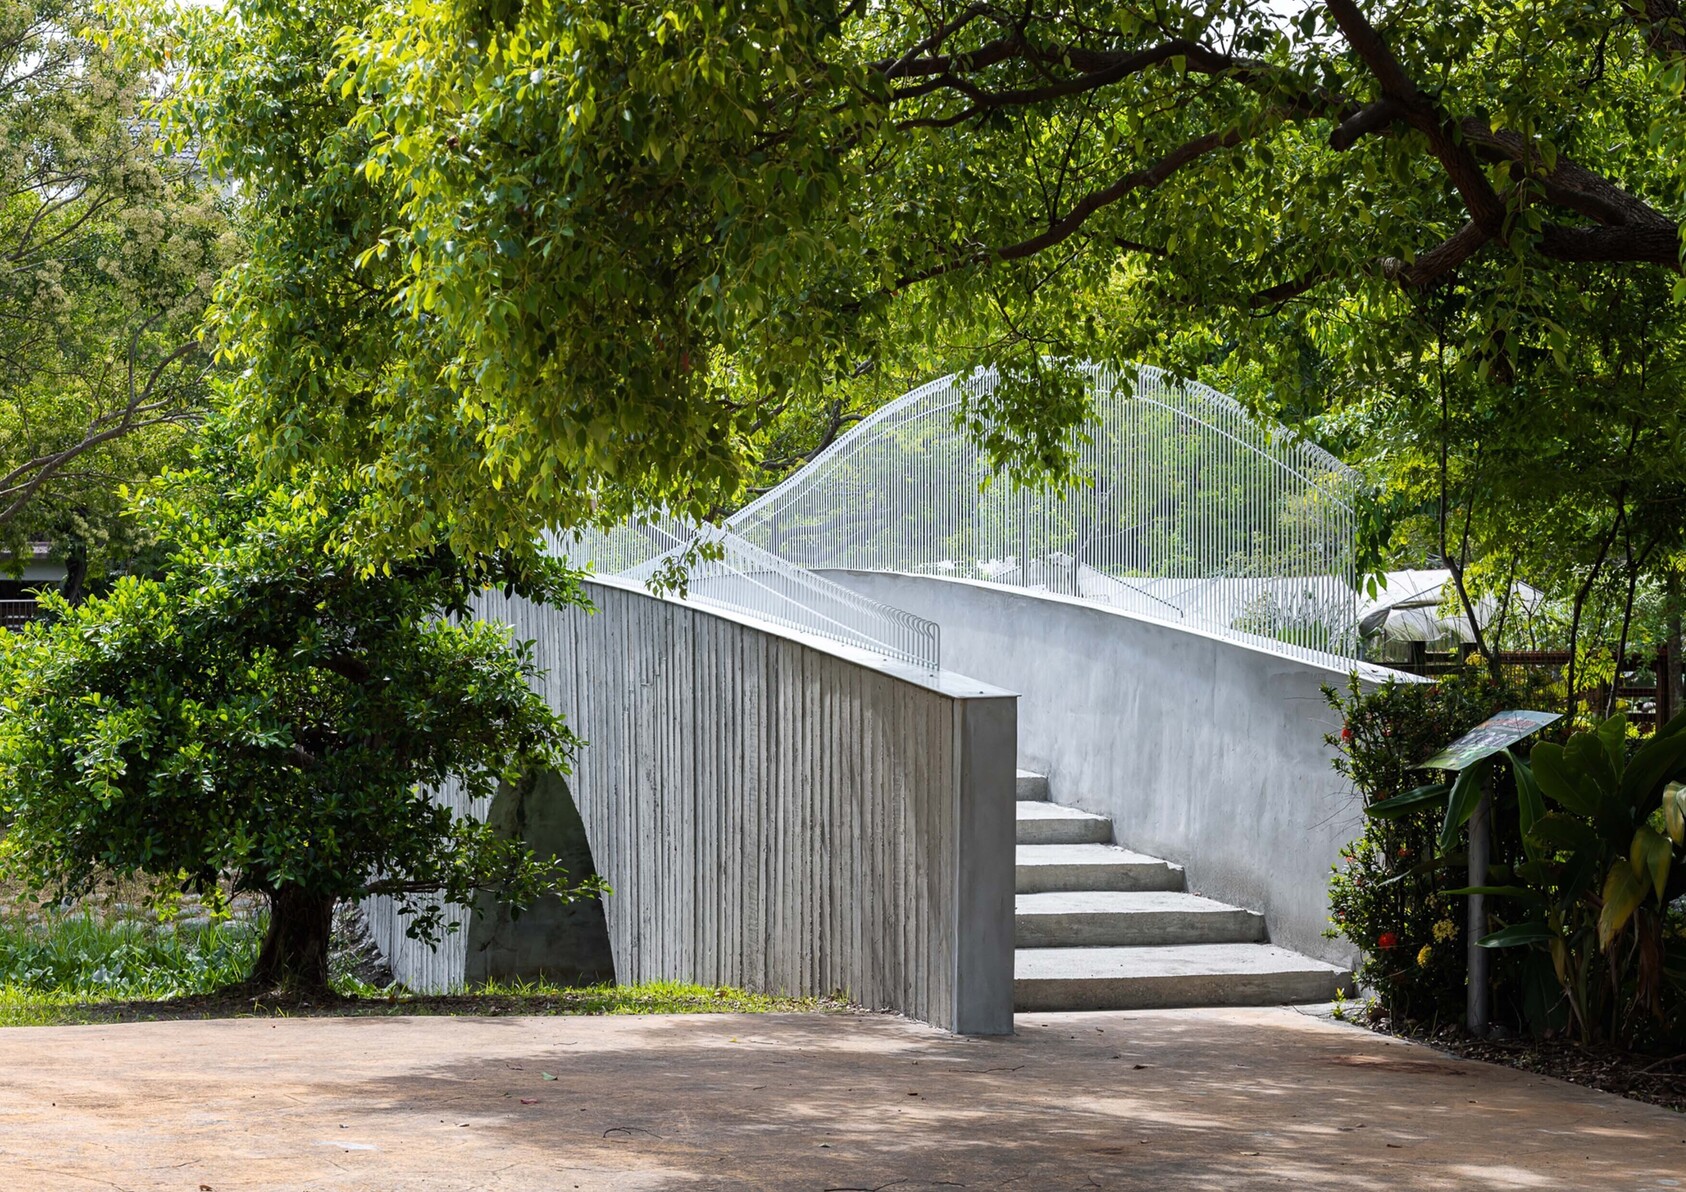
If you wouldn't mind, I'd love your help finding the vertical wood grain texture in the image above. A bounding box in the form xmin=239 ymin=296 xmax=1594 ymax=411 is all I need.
xmin=363 ymin=580 xmax=1014 ymax=1030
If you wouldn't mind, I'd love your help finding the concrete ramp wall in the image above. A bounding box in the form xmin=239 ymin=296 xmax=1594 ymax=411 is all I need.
xmin=828 ymin=572 xmax=1392 ymax=967
xmin=366 ymin=579 xmax=1018 ymax=1033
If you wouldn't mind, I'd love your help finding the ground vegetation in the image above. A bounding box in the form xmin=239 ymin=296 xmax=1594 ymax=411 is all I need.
xmin=0 ymin=436 xmax=598 ymax=996
xmin=1327 ymin=673 xmax=1686 ymax=1062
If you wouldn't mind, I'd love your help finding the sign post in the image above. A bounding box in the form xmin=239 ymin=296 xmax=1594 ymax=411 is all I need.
xmin=1418 ymin=709 xmax=1560 ymax=1036
xmin=1465 ymin=776 xmax=1492 ymax=1037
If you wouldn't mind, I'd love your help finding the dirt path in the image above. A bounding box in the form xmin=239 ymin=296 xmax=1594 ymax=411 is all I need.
xmin=0 ymin=1006 xmax=1680 ymax=1190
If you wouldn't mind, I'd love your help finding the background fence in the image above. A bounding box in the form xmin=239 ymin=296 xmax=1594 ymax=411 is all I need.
xmin=0 ymin=600 xmax=37 ymax=630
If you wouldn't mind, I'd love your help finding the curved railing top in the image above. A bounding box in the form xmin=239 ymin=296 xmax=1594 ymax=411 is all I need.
xmin=729 ymin=362 xmax=1364 ymax=665
xmin=734 ymin=363 xmax=1356 ymax=526
xmin=548 ymin=522 xmax=943 ymax=671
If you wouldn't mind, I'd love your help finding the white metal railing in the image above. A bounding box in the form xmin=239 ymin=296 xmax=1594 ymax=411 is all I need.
xmin=549 ymin=523 xmax=942 ymax=670
xmin=729 ymin=363 xmax=1362 ymax=664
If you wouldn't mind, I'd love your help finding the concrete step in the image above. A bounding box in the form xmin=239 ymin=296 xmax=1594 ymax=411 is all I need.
xmin=1015 ymin=890 xmax=1266 ymax=948
xmin=1015 ymin=769 xmax=1049 ymax=801
xmin=1015 ymin=801 xmax=1112 ymax=846
xmin=1015 ymin=844 xmax=1184 ymax=895
xmin=1014 ymin=943 xmax=1351 ymax=1011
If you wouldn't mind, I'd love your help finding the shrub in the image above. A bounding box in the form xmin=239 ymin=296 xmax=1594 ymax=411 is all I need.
xmin=0 ymin=911 xmax=262 ymax=999
xmin=1324 ymin=665 xmax=1556 ymax=1030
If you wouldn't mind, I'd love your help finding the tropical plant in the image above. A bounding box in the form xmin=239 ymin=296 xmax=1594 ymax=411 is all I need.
xmin=0 ymin=440 xmax=598 ymax=995
xmin=1469 ymin=713 xmax=1686 ymax=1046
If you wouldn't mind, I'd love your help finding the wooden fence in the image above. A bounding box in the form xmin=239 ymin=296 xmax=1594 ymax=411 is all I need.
xmin=1390 ymin=643 xmax=1677 ymax=728
xmin=0 ymin=600 xmax=38 ymax=631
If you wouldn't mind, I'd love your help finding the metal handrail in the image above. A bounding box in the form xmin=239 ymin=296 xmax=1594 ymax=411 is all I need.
xmin=550 ymin=361 xmax=1361 ymax=668
xmin=549 ymin=522 xmax=942 ymax=671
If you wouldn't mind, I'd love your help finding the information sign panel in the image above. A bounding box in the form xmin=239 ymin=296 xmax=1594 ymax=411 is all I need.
xmin=1418 ymin=709 xmax=1561 ymax=772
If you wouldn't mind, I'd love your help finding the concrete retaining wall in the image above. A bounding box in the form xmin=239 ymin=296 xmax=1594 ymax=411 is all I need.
xmin=366 ymin=579 xmax=1018 ymax=1033
xmin=827 ymin=572 xmax=1401 ymax=966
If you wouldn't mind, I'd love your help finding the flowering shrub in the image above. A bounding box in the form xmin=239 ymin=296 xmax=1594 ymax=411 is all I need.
xmin=1324 ymin=665 xmax=1557 ymax=1029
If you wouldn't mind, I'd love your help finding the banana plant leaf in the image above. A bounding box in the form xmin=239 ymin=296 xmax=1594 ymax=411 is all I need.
xmin=1507 ymin=748 xmax=1546 ymax=863
xmin=1438 ymin=759 xmax=1490 ymax=853
xmin=1444 ymin=884 xmax=1546 ymax=902
xmin=1618 ymin=728 xmax=1686 ymax=812
xmin=1478 ymin=922 xmax=1557 ymax=948
xmin=1364 ymin=782 xmax=1451 ymax=819
xmin=1532 ymin=740 xmax=1605 ymax=816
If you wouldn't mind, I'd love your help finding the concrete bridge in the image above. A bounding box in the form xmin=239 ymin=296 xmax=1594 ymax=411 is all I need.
xmin=367 ymin=364 xmax=1400 ymax=1033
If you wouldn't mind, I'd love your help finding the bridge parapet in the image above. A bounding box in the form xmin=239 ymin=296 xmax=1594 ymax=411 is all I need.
xmin=366 ymin=578 xmax=1016 ymax=1033
xmin=732 ymin=362 xmax=1364 ymax=668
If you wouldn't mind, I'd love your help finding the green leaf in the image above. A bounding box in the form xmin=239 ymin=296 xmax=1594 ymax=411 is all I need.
xmin=1528 ymin=811 xmax=1601 ymax=858
xmin=1595 ymin=714 xmax=1628 ymax=771
xmin=1629 ymin=825 xmax=1672 ymax=902
xmin=1444 ymin=885 xmax=1545 ymax=902
xmin=1507 ymin=749 xmax=1545 ymax=862
xmin=1438 ymin=760 xmax=1488 ymax=853
xmin=1664 ymin=781 xmax=1685 ymax=845
xmin=1477 ymin=922 xmax=1557 ymax=948
xmin=1364 ymin=782 xmax=1449 ymax=819
xmin=1529 ymin=742 xmax=1602 ymax=817
xmin=1621 ymin=729 xmax=1686 ymax=811
xmin=1598 ymin=861 xmax=1648 ymax=948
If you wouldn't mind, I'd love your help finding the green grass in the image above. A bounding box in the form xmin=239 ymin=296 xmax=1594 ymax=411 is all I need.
xmin=0 ymin=910 xmax=835 ymax=1026
xmin=356 ymin=978 xmax=835 ymax=1016
xmin=0 ymin=910 xmax=262 ymax=1000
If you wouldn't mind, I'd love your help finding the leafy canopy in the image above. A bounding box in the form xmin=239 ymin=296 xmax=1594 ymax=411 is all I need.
xmin=128 ymin=1 xmax=1686 ymax=564
xmin=1 ymin=0 xmax=233 ymax=576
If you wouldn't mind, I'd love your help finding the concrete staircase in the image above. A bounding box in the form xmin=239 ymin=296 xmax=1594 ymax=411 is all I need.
xmin=1013 ymin=769 xmax=1351 ymax=1012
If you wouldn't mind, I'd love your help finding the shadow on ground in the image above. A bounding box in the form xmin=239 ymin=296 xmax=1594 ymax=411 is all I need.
xmin=0 ymin=1009 xmax=1682 ymax=1190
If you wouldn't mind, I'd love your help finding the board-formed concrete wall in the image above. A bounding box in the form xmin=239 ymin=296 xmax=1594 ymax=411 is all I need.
xmin=365 ymin=579 xmax=1018 ymax=1033
xmin=827 ymin=572 xmax=1403 ymax=967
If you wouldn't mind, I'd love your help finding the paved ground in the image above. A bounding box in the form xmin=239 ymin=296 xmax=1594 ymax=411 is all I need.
xmin=0 ymin=1008 xmax=1681 ymax=1190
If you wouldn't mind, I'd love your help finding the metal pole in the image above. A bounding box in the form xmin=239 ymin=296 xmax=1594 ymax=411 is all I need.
xmin=1466 ymin=775 xmax=1492 ymax=1036
xmin=1018 ymin=486 xmax=1029 ymax=587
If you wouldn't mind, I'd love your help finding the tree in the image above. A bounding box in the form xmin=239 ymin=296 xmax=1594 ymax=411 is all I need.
xmin=0 ymin=437 xmax=593 ymax=994
xmin=127 ymin=0 xmax=1686 ymax=559
xmin=0 ymin=0 xmax=233 ymax=588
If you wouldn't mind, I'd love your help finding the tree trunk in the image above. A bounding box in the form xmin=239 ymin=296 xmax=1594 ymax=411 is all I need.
xmin=60 ymin=539 xmax=88 ymax=606
xmin=1668 ymin=569 xmax=1684 ymax=724
xmin=248 ymin=887 xmax=336 ymax=995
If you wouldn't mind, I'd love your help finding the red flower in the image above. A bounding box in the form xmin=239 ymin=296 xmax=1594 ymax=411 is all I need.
xmin=1340 ymin=725 xmax=1353 ymax=742
xmin=1377 ymin=931 xmax=1400 ymax=950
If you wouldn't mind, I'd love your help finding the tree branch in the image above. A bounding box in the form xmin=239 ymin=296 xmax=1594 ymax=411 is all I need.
xmin=1459 ymin=120 xmax=1676 ymax=229
xmin=1328 ymin=99 xmax=1404 ymax=151
xmin=1386 ymin=218 xmax=1494 ymax=288
xmin=1324 ymin=0 xmax=1507 ymax=234
xmin=1623 ymin=0 xmax=1686 ymax=62
xmin=894 ymin=126 xmax=1245 ymax=290
xmin=316 ymin=654 xmax=374 ymax=685
xmin=1249 ymin=268 xmax=1332 ymax=308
